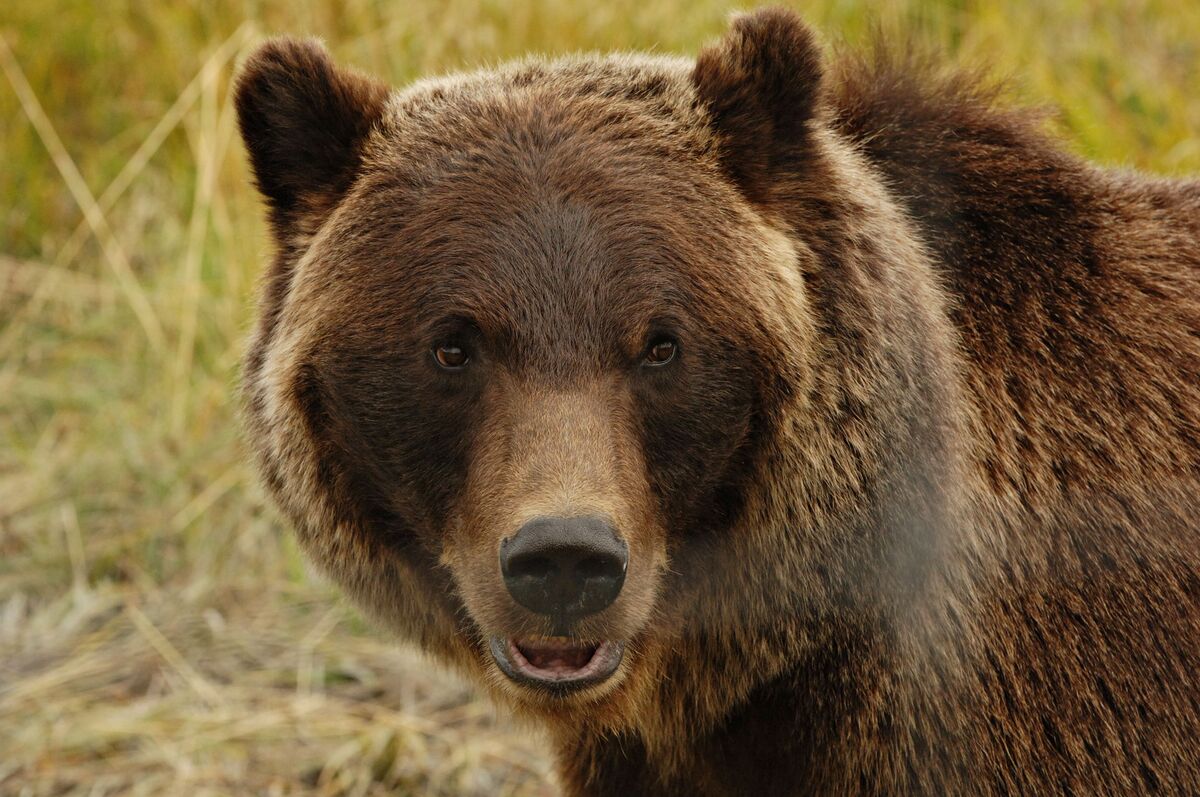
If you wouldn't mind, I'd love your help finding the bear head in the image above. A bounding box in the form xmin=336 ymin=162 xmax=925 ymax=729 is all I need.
xmin=235 ymin=8 xmax=967 ymax=739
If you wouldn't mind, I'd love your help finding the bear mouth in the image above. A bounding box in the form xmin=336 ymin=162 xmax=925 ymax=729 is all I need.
xmin=489 ymin=636 xmax=623 ymax=693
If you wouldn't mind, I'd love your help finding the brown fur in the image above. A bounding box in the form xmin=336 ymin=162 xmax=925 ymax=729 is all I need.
xmin=235 ymin=10 xmax=1200 ymax=795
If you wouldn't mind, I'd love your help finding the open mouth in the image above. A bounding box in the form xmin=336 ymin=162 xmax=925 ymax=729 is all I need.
xmin=489 ymin=636 xmax=624 ymax=693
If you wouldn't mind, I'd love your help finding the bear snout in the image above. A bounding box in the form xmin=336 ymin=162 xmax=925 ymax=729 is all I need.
xmin=499 ymin=515 xmax=628 ymax=633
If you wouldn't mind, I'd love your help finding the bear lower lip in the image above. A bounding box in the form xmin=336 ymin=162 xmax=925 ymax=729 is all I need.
xmin=489 ymin=636 xmax=623 ymax=692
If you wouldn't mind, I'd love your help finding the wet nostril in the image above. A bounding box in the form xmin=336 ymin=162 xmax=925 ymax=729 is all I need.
xmin=506 ymin=554 xmax=556 ymax=581
xmin=575 ymin=555 xmax=621 ymax=580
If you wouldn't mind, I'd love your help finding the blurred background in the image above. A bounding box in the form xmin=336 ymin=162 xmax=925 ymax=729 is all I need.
xmin=1 ymin=1 xmax=1197 ymax=794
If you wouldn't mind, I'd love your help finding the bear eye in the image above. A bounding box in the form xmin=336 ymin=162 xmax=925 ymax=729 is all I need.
xmin=433 ymin=344 xmax=469 ymax=370
xmin=642 ymin=337 xmax=678 ymax=367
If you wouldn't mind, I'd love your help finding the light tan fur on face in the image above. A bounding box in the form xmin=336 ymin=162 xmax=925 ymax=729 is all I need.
xmin=443 ymin=374 xmax=666 ymax=699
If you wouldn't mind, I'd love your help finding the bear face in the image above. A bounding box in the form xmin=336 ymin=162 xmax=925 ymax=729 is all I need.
xmin=278 ymin=80 xmax=813 ymax=691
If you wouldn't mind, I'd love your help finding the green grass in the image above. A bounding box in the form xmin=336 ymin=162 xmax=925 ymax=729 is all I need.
xmin=1 ymin=1 xmax=1197 ymax=794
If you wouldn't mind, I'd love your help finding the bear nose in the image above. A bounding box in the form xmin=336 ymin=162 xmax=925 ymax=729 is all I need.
xmin=500 ymin=516 xmax=627 ymax=626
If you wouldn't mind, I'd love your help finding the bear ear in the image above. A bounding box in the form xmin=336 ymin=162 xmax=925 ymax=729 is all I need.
xmin=692 ymin=8 xmax=825 ymax=201
xmin=234 ymin=37 xmax=390 ymax=238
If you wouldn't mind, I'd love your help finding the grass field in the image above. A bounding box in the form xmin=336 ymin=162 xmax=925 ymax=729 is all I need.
xmin=1 ymin=1 xmax=1197 ymax=794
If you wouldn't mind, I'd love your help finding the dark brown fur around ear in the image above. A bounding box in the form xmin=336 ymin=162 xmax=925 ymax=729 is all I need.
xmin=234 ymin=38 xmax=389 ymax=237
xmin=692 ymin=7 xmax=825 ymax=201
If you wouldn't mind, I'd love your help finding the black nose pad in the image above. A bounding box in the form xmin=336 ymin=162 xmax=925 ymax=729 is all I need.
xmin=500 ymin=516 xmax=628 ymax=626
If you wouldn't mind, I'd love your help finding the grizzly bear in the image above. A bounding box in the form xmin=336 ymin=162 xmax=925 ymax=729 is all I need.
xmin=234 ymin=8 xmax=1200 ymax=795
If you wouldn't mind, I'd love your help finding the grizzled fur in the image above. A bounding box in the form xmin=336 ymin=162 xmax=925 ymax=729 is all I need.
xmin=235 ymin=8 xmax=1200 ymax=795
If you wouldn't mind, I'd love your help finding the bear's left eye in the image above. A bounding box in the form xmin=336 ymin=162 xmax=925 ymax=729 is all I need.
xmin=642 ymin=337 xmax=678 ymax=367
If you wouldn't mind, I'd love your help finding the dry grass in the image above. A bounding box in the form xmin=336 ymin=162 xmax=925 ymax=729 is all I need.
xmin=1 ymin=1 xmax=1197 ymax=795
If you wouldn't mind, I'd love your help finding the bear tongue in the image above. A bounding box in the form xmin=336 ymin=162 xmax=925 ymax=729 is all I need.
xmin=516 ymin=639 xmax=597 ymax=671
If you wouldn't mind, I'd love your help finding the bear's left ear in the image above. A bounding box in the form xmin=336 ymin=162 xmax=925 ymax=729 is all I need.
xmin=235 ymin=37 xmax=390 ymax=240
xmin=692 ymin=8 xmax=825 ymax=202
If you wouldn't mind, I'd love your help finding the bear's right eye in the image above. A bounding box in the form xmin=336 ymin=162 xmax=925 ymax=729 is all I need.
xmin=433 ymin=344 xmax=470 ymax=370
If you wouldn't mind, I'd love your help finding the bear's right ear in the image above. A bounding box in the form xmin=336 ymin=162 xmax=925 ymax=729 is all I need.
xmin=235 ymin=38 xmax=390 ymax=239
xmin=692 ymin=8 xmax=824 ymax=203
